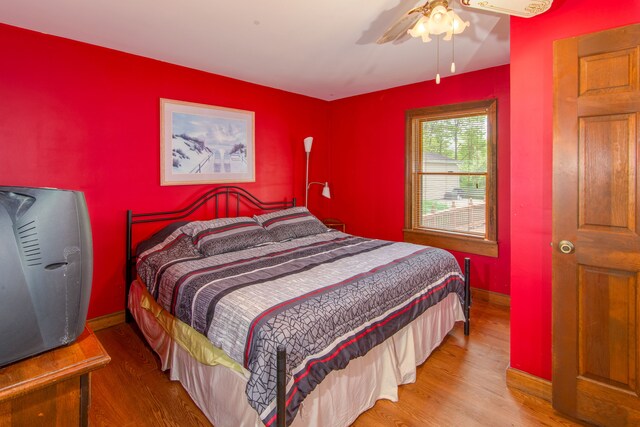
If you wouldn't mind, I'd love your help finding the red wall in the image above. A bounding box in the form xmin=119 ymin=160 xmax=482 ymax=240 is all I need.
xmin=509 ymin=0 xmax=640 ymax=379
xmin=0 ymin=23 xmax=330 ymax=319
xmin=327 ymin=65 xmax=511 ymax=295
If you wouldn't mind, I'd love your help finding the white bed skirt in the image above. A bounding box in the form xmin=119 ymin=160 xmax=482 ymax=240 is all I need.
xmin=129 ymin=280 xmax=464 ymax=427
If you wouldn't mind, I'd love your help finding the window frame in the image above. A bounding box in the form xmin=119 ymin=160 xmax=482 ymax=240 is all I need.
xmin=404 ymin=99 xmax=498 ymax=257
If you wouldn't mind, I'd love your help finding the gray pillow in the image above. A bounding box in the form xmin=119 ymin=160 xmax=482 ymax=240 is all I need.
xmin=135 ymin=221 xmax=188 ymax=257
xmin=180 ymin=217 xmax=273 ymax=256
xmin=254 ymin=207 xmax=328 ymax=242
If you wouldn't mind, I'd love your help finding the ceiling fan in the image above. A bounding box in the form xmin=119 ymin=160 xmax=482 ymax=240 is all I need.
xmin=376 ymin=0 xmax=554 ymax=45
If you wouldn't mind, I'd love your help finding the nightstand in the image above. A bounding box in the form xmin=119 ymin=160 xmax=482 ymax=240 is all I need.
xmin=0 ymin=327 xmax=110 ymax=426
xmin=322 ymin=218 xmax=346 ymax=232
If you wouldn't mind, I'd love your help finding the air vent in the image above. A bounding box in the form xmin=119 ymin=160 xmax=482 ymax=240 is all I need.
xmin=17 ymin=220 xmax=42 ymax=267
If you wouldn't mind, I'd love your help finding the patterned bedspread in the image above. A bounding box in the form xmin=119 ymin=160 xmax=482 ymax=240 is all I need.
xmin=137 ymin=230 xmax=465 ymax=426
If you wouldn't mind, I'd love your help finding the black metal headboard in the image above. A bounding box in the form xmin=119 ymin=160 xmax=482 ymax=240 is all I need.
xmin=125 ymin=185 xmax=296 ymax=321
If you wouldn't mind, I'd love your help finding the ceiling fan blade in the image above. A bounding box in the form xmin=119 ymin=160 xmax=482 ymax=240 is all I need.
xmin=460 ymin=0 xmax=553 ymax=18
xmin=376 ymin=6 xmax=425 ymax=44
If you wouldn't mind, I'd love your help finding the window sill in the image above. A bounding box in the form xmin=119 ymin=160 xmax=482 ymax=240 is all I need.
xmin=403 ymin=229 xmax=498 ymax=258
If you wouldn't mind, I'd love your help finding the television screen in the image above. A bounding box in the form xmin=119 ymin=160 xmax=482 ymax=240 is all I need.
xmin=0 ymin=187 xmax=92 ymax=367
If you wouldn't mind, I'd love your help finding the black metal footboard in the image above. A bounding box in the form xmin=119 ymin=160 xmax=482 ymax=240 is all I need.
xmin=464 ymin=257 xmax=471 ymax=336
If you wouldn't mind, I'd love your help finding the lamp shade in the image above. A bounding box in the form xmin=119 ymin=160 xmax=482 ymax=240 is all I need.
xmin=304 ymin=136 xmax=313 ymax=153
xmin=321 ymin=182 xmax=331 ymax=199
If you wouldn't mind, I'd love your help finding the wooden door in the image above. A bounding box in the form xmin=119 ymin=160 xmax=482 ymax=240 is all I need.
xmin=553 ymin=24 xmax=640 ymax=426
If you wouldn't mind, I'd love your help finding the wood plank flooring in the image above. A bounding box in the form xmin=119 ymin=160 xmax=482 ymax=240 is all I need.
xmin=90 ymin=299 xmax=588 ymax=427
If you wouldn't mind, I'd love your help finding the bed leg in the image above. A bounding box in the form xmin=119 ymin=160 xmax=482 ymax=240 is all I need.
xmin=277 ymin=346 xmax=286 ymax=427
xmin=464 ymin=257 xmax=471 ymax=336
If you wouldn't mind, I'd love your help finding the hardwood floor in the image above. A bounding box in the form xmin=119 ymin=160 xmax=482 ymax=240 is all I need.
xmin=90 ymin=299 xmax=587 ymax=427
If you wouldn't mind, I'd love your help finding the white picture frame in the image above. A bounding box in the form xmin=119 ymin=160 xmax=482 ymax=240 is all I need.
xmin=160 ymin=98 xmax=255 ymax=186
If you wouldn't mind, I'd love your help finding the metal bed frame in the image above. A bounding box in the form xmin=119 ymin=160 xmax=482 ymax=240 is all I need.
xmin=125 ymin=185 xmax=471 ymax=427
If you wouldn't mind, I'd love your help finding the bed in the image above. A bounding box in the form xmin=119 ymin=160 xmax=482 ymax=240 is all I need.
xmin=125 ymin=186 xmax=471 ymax=427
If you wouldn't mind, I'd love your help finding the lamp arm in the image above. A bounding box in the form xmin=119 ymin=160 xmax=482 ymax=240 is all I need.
xmin=308 ymin=181 xmax=331 ymax=200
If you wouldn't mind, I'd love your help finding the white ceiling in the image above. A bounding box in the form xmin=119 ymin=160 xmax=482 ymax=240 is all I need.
xmin=0 ymin=0 xmax=510 ymax=100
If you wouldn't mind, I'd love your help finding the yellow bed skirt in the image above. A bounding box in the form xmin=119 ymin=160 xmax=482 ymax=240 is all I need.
xmin=136 ymin=280 xmax=246 ymax=375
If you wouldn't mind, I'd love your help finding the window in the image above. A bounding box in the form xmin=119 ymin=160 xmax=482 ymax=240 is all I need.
xmin=404 ymin=99 xmax=497 ymax=257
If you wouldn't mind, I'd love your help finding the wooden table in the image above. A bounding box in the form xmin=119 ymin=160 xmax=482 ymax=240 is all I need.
xmin=322 ymin=218 xmax=346 ymax=232
xmin=0 ymin=327 xmax=110 ymax=426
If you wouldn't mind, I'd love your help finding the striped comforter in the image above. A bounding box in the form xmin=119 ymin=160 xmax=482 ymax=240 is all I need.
xmin=137 ymin=230 xmax=465 ymax=426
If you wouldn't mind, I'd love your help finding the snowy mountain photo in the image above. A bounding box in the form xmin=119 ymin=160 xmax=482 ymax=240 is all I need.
xmin=171 ymin=112 xmax=248 ymax=175
xmin=161 ymin=99 xmax=254 ymax=185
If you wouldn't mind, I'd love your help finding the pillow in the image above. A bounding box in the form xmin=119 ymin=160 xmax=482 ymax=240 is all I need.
xmin=180 ymin=217 xmax=273 ymax=256
xmin=136 ymin=227 xmax=201 ymax=288
xmin=254 ymin=207 xmax=328 ymax=242
xmin=135 ymin=221 xmax=189 ymax=257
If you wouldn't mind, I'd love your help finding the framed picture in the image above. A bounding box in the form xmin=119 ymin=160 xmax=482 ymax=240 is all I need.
xmin=160 ymin=98 xmax=255 ymax=186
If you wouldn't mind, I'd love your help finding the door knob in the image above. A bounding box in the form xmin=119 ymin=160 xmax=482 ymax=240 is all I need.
xmin=558 ymin=240 xmax=575 ymax=254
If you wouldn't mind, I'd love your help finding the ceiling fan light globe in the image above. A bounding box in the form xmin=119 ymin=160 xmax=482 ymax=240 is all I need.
xmin=431 ymin=5 xmax=448 ymax=21
xmin=429 ymin=9 xmax=453 ymax=35
xmin=457 ymin=20 xmax=470 ymax=34
xmin=408 ymin=17 xmax=428 ymax=37
xmin=449 ymin=11 xmax=470 ymax=35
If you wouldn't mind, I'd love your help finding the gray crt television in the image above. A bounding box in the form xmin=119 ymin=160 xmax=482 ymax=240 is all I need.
xmin=0 ymin=186 xmax=93 ymax=367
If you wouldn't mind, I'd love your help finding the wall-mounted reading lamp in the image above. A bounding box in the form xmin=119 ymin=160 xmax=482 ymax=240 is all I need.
xmin=304 ymin=136 xmax=331 ymax=207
